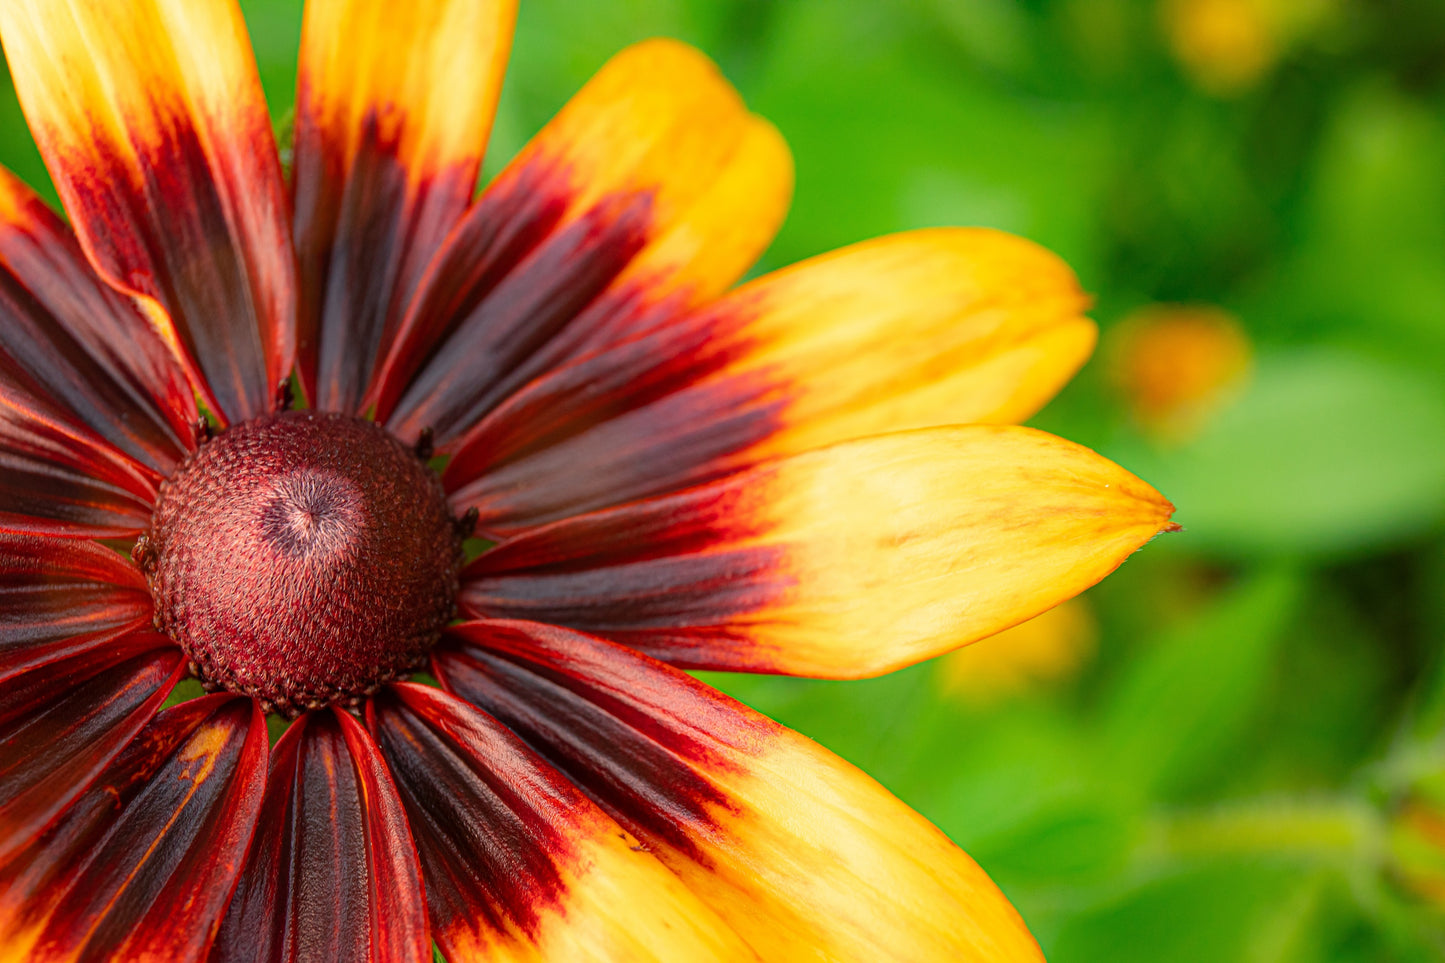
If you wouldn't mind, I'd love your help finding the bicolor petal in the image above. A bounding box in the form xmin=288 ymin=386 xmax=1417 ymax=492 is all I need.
xmin=0 ymin=636 xmax=183 ymax=866
xmin=212 ymin=708 xmax=429 ymax=963
xmin=368 ymin=683 xmax=756 ymax=962
xmin=462 ymin=425 xmax=1176 ymax=677
xmin=0 ymin=167 xmax=196 ymax=478
xmin=0 ymin=696 xmax=267 ymax=962
xmin=293 ymin=0 xmax=516 ymax=411
xmin=0 ymin=535 xmax=152 ymax=680
xmin=0 ymin=0 xmax=295 ymax=424
xmin=445 ymin=228 xmax=1095 ymax=533
xmin=434 ymin=620 xmax=1041 ymax=962
xmin=377 ymin=39 xmax=792 ymax=444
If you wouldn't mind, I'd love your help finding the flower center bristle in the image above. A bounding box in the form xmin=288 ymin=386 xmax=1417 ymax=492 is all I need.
xmin=142 ymin=410 xmax=464 ymax=718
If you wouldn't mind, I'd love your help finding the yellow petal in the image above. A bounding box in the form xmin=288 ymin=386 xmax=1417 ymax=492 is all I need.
xmin=464 ymin=425 xmax=1177 ymax=677
xmin=736 ymin=227 xmax=1096 ymax=456
xmin=508 ymin=38 xmax=792 ymax=306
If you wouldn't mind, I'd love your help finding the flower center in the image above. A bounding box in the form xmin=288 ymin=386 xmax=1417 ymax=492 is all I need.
xmin=143 ymin=410 xmax=464 ymax=717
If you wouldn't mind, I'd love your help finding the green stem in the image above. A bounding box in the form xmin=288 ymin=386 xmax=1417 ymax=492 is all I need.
xmin=1146 ymin=798 xmax=1384 ymax=864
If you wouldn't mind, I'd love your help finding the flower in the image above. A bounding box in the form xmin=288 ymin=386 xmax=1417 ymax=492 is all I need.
xmin=0 ymin=1 xmax=1176 ymax=960
xmin=1159 ymin=0 xmax=1337 ymax=95
xmin=1107 ymin=302 xmax=1253 ymax=442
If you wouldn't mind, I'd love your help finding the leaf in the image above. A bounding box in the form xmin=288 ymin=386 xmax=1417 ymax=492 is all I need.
xmin=1122 ymin=350 xmax=1445 ymax=557
xmin=1098 ymin=567 xmax=1303 ymax=798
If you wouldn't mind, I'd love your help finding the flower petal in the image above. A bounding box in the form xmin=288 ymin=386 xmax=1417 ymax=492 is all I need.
xmin=445 ymin=228 xmax=1095 ymax=533
xmin=0 ymin=696 xmax=267 ymax=962
xmin=0 ymin=535 xmax=152 ymax=680
xmin=0 ymin=0 xmax=295 ymax=423
xmin=0 ymin=636 xmax=183 ymax=866
xmin=435 ymin=620 xmax=1042 ymax=962
xmin=0 ymin=167 xmax=197 ymax=477
xmin=292 ymin=0 xmax=517 ymax=411
xmin=368 ymin=684 xmax=756 ymax=961
xmin=462 ymin=425 xmax=1176 ymax=676
xmin=376 ymin=39 xmax=792 ymax=444
xmin=0 ymin=390 xmax=160 ymax=538
xmin=211 ymin=708 xmax=428 ymax=963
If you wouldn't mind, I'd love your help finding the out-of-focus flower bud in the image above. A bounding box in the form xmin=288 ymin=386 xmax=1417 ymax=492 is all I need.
xmin=1107 ymin=303 xmax=1252 ymax=443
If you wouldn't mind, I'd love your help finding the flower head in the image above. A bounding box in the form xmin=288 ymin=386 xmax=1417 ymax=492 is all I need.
xmin=0 ymin=1 xmax=1175 ymax=960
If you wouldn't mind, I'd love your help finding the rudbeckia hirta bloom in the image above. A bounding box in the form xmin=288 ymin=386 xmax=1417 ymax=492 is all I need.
xmin=0 ymin=1 xmax=1176 ymax=960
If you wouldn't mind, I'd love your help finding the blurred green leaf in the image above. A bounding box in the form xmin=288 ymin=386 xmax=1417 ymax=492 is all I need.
xmin=1048 ymin=862 xmax=1328 ymax=963
xmin=1099 ymin=568 xmax=1303 ymax=798
xmin=1123 ymin=351 xmax=1445 ymax=557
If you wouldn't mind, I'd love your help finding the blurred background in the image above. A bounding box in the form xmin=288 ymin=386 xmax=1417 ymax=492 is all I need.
xmin=5 ymin=0 xmax=1444 ymax=958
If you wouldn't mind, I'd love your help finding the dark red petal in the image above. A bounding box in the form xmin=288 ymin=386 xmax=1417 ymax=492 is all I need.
xmin=211 ymin=708 xmax=429 ymax=963
xmin=433 ymin=623 xmax=741 ymax=859
xmin=366 ymin=685 xmax=573 ymax=947
xmin=0 ymin=169 xmax=197 ymax=477
xmin=291 ymin=0 xmax=515 ymax=413
xmin=366 ymin=683 xmax=750 ymax=959
xmin=0 ymin=637 xmax=183 ymax=865
xmin=0 ymin=696 xmax=267 ymax=962
xmin=439 ymin=303 xmax=776 ymax=535
xmin=381 ymin=190 xmax=653 ymax=446
xmin=0 ymin=390 xmax=160 ymax=538
xmin=0 ymin=534 xmax=153 ymax=681
xmin=457 ymin=478 xmax=784 ymax=669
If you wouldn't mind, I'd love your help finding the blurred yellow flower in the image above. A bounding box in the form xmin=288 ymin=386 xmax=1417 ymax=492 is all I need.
xmin=1107 ymin=303 xmax=1253 ymax=442
xmin=1160 ymin=0 xmax=1335 ymax=94
xmin=936 ymin=598 xmax=1098 ymax=704
xmin=1162 ymin=0 xmax=1276 ymax=93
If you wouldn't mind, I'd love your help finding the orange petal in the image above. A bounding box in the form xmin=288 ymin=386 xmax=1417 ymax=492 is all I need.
xmin=293 ymin=0 xmax=517 ymax=411
xmin=446 ymin=228 xmax=1095 ymax=533
xmin=436 ymin=621 xmax=1042 ymax=962
xmin=376 ymin=39 xmax=793 ymax=442
xmin=462 ymin=425 xmax=1176 ymax=677
xmin=0 ymin=0 xmax=295 ymax=424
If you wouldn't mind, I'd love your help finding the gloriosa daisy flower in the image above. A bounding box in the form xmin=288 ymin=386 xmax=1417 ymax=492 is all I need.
xmin=0 ymin=1 xmax=1176 ymax=960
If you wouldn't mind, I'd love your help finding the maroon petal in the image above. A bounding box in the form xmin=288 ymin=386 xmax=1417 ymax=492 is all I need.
xmin=211 ymin=708 xmax=429 ymax=963
xmin=0 ymin=534 xmax=153 ymax=681
xmin=432 ymin=620 xmax=1042 ymax=961
xmin=438 ymin=305 xmax=774 ymax=536
xmin=0 ymin=169 xmax=197 ymax=477
xmin=0 ymin=388 xmax=161 ymax=538
xmin=367 ymin=683 xmax=751 ymax=959
xmin=0 ymin=636 xmax=183 ymax=865
xmin=381 ymin=190 xmax=652 ymax=447
xmin=0 ymin=696 xmax=267 ymax=962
